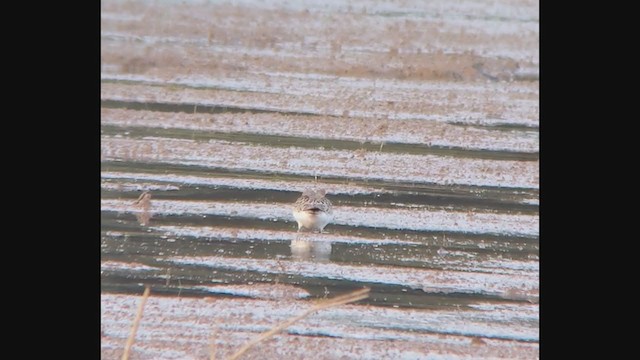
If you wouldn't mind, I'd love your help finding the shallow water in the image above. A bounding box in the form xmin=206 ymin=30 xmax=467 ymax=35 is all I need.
xmin=101 ymin=0 xmax=538 ymax=358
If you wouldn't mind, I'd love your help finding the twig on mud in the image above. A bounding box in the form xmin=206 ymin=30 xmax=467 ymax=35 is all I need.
xmin=227 ymin=287 xmax=370 ymax=360
xmin=121 ymin=285 xmax=151 ymax=360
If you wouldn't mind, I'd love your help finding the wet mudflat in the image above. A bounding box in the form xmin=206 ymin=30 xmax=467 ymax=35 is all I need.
xmin=101 ymin=0 xmax=538 ymax=358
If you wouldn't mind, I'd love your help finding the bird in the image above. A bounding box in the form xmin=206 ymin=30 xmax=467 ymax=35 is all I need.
xmin=292 ymin=189 xmax=333 ymax=233
xmin=132 ymin=191 xmax=152 ymax=226
xmin=133 ymin=191 xmax=151 ymax=207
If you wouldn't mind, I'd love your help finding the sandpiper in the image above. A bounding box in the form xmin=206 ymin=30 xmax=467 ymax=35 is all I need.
xmin=292 ymin=189 xmax=333 ymax=233
xmin=133 ymin=191 xmax=152 ymax=226
xmin=133 ymin=191 xmax=151 ymax=207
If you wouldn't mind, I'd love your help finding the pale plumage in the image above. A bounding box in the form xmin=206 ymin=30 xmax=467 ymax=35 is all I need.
xmin=133 ymin=191 xmax=151 ymax=207
xmin=292 ymin=189 xmax=333 ymax=232
xmin=132 ymin=191 xmax=152 ymax=226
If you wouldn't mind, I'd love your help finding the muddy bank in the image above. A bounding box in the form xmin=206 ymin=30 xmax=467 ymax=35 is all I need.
xmin=101 ymin=0 xmax=539 ymax=358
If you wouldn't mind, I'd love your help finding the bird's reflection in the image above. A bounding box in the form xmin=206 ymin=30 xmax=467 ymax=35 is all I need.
xmin=290 ymin=239 xmax=332 ymax=262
